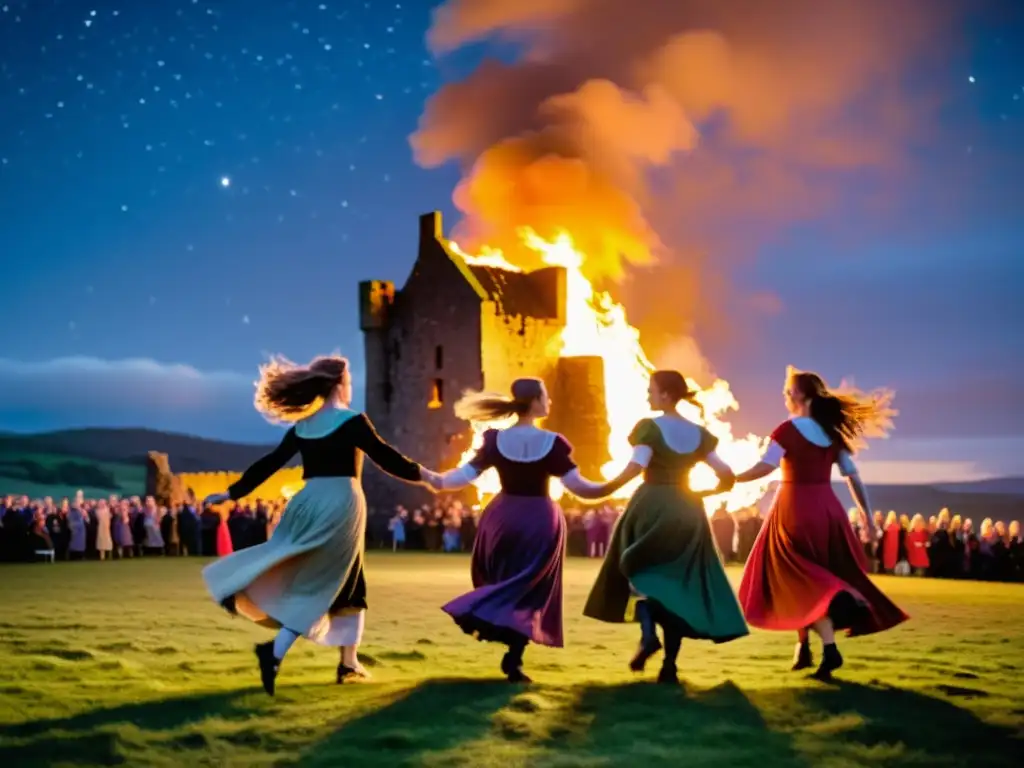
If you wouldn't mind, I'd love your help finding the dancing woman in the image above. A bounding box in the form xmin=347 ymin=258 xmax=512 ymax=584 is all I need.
xmin=582 ymin=371 xmax=748 ymax=684
xmin=734 ymin=366 xmax=907 ymax=680
xmin=423 ymin=378 xmax=613 ymax=683
xmin=203 ymin=355 xmax=433 ymax=695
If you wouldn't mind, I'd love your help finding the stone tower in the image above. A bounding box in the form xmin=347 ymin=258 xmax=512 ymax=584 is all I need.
xmin=359 ymin=211 xmax=610 ymax=513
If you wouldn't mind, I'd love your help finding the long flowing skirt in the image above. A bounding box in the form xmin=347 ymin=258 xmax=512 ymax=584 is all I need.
xmin=738 ymin=482 xmax=908 ymax=636
xmin=203 ymin=477 xmax=367 ymax=646
xmin=442 ymin=493 xmax=566 ymax=647
xmin=584 ymin=484 xmax=749 ymax=642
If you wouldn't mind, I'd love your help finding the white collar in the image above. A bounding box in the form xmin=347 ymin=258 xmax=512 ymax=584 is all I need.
xmin=296 ymin=406 xmax=358 ymax=439
xmin=495 ymin=425 xmax=557 ymax=462
xmin=791 ymin=416 xmax=831 ymax=447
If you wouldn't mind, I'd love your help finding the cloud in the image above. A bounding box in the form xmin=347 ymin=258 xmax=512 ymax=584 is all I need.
xmin=0 ymin=357 xmax=366 ymax=442
xmin=413 ymin=0 xmax=969 ymax=355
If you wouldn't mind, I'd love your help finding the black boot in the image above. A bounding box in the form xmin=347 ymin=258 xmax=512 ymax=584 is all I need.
xmin=629 ymin=600 xmax=663 ymax=672
xmin=656 ymin=661 xmax=679 ymax=685
xmin=501 ymin=641 xmax=531 ymax=683
xmin=792 ymin=639 xmax=813 ymax=671
xmin=811 ymin=643 xmax=843 ymax=681
xmin=254 ymin=641 xmax=280 ymax=696
xmin=220 ymin=594 xmax=238 ymax=616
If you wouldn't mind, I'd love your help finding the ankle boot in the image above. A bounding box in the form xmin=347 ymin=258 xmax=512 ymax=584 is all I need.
xmin=254 ymin=641 xmax=280 ymax=696
xmin=656 ymin=661 xmax=679 ymax=685
xmin=501 ymin=645 xmax=532 ymax=683
xmin=629 ymin=600 xmax=663 ymax=672
xmin=791 ymin=639 xmax=813 ymax=671
xmin=812 ymin=643 xmax=843 ymax=681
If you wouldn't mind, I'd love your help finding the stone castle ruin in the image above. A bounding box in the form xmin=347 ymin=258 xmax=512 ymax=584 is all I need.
xmin=359 ymin=211 xmax=611 ymax=511
xmin=147 ymin=211 xmax=612 ymax=511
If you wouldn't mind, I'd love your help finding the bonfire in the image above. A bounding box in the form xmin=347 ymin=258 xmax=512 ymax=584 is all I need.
xmin=449 ymin=228 xmax=773 ymax=514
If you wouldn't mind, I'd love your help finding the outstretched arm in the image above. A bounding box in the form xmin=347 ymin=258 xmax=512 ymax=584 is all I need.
xmin=560 ymin=465 xmax=640 ymax=500
xmin=351 ymin=415 xmax=424 ymax=483
xmin=228 ymin=430 xmax=299 ymax=500
xmin=735 ymin=439 xmax=782 ymax=483
xmin=839 ymin=450 xmax=874 ymax=536
xmin=695 ymin=451 xmax=736 ymax=497
xmin=427 ymin=464 xmax=481 ymax=492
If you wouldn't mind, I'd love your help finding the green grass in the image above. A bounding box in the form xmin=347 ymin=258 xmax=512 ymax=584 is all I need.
xmin=0 ymin=555 xmax=1020 ymax=767
xmin=0 ymin=451 xmax=146 ymax=499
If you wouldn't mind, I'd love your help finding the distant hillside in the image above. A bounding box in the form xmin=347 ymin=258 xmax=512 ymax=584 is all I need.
xmin=933 ymin=477 xmax=1024 ymax=496
xmin=750 ymin=481 xmax=1023 ymax=523
xmin=0 ymin=428 xmax=287 ymax=473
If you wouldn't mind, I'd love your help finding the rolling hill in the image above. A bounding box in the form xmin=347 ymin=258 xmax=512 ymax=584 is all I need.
xmin=0 ymin=427 xmax=288 ymax=473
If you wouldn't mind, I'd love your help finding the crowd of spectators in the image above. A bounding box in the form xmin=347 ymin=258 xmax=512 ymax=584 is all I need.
xmin=2 ymin=492 xmax=1021 ymax=583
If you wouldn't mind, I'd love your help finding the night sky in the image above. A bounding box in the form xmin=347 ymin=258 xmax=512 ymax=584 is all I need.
xmin=1 ymin=0 xmax=1022 ymax=483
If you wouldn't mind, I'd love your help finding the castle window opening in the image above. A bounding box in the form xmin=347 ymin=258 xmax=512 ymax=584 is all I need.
xmin=428 ymin=378 xmax=444 ymax=409
xmin=382 ymin=381 xmax=393 ymax=409
xmin=435 ymin=345 xmax=443 ymax=370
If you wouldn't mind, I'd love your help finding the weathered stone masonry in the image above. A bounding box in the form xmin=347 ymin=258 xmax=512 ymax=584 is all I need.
xmin=359 ymin=211 xmax=609 ymax=513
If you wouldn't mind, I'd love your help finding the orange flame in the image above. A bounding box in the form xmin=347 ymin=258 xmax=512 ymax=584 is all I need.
xmin=452 ymin=228 xmax=773 ymax=514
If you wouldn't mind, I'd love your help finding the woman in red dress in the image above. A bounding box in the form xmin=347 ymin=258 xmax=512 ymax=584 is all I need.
xmin=881 ymin=512 xmax=901 ymax=573
xmin=734 ymin=367 xmax=908 ymax=680
xmin=905 ymin=514 xmax=930 ymax=575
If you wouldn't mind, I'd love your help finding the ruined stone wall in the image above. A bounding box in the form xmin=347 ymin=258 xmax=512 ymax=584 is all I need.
xmin=360 ymin=215 xmax=486 ymax=514
xmin=479 ymin=301 xmax=563 ymax=399
xmin=175 ymin=467 xmax=305 ymax=503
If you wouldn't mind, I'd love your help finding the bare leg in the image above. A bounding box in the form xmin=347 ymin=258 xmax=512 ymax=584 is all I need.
xmin=792 ymin=626 xmax=813 ymax=670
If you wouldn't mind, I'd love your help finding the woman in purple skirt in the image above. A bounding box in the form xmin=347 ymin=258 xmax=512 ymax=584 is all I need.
xmin=425 ymin=378 xmax=613 ymax=682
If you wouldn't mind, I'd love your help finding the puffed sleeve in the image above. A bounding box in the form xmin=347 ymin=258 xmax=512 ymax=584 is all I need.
xmin=546 ymin=434 xmax=578 ymax=477
xmin=229 ymin=429 xmax=299 ymax=500
xmin=350 ymin=414 xmax=421 ymax=481
xmin=760 ymin=421 xmax=793 ymax=467
xmin=436 ymin=431 xmax=494 ymax=490
xmin=628 ymin=418 xmax=656 ymax=467
xmin=468 ymin=430 xmax=496 ymax=473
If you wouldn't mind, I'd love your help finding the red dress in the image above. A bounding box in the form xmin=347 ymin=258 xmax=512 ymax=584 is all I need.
xmin=905 ymin=530 xmax=929 ymax=570
xmin=882 ymin=522 xmax=901 ymax=571
xmin=738 ymin=421 xmax=908 ymax=637
xmin=216 ymin=517 xmax=233 ymax=556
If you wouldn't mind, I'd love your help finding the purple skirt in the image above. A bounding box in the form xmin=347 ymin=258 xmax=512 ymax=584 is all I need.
xmin=442 ymin=493 xmax=566 ymax=647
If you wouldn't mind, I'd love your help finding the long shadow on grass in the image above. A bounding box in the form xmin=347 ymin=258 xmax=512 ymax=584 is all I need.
xmin=560 ymin=680 xmax=807 ymax=766
xmin=294 ymin=678 xmax=521 ymax=766
xmin=0 ymin=688 xmax=259 ymax=765
xmin=802 ymin=680 xmax=1021 ymax=767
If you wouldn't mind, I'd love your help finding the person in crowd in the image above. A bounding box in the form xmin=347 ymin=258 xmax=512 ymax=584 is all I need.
xmin=93 ymin=498 xmax=113 ymax=561
xmin=905 ymin=514 xmax=930 ymax=575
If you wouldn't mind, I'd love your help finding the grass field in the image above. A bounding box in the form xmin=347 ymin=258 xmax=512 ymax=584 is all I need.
xmin=0 ymin=451 xmax=146 ymax=499
xmin=0 ymin=555 xmax=1021 ymax=767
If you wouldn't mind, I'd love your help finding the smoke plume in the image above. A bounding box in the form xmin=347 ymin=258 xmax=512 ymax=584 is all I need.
xmin=412 ymin=0 xmax=961 ymax=355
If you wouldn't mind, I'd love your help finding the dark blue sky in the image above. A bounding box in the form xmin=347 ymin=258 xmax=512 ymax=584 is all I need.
xmin=1 ymin=0 xmax=1021 ymax=482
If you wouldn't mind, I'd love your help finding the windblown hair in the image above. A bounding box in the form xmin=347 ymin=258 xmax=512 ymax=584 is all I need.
xmin=788 ymin=365 xmax=896 ymax=453
xmin=254 ymin=354 xmax=349 ymax=423
xmin=454 ymin=378 xmax=544 ymax=423
xmin=651 ymin=369 xmax=703 ymax=416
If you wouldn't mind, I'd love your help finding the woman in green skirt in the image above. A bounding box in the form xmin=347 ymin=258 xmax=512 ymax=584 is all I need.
xmin=583 ymin=370 xmax=749 ymax=683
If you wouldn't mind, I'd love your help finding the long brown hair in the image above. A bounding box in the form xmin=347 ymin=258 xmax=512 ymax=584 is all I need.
xmin=651 ymin=369 xmax=704 ymax=417
xmin=454 ymin=378 xmax=544 ymax=423
xmin=788 ymin=366 xmax=895 ymax=452
xmin=254 ymin=354 xmax=349 ymax=423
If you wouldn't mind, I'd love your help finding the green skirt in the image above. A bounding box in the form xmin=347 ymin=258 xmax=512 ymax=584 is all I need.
xmin=583 ymin=483 xmax=749 ymax=642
